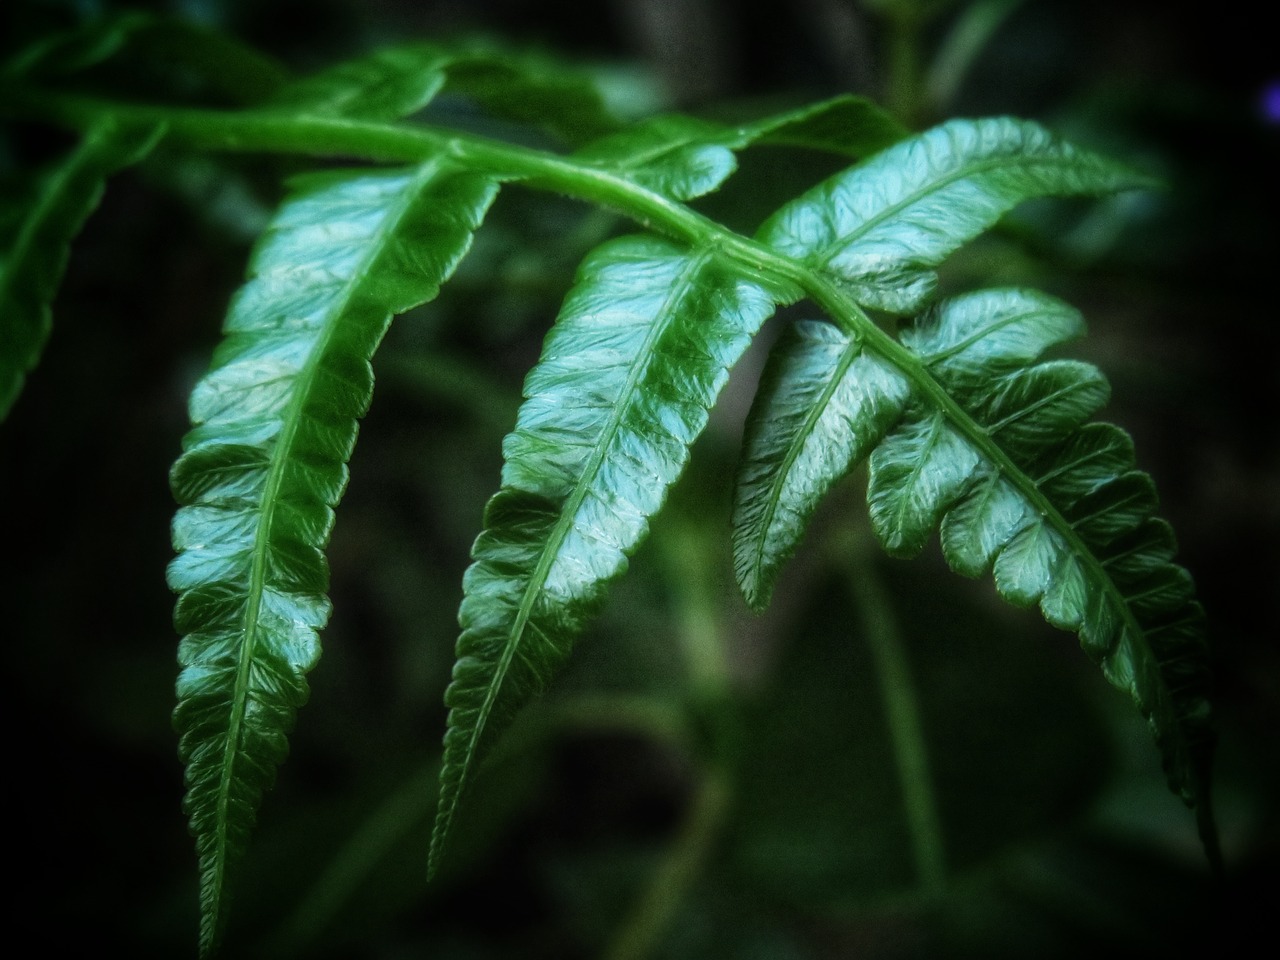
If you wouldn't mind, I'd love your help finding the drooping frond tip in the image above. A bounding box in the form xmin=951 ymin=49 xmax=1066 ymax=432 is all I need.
xmin=732 ymin=115 xmax=1214 ymax=858
xmin=733 ymin=288 xmax=1217 ymax=855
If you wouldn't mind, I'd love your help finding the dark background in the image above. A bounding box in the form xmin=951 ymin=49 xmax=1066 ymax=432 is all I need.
xmin=2 ymin=1 xmax=1276 ymax=957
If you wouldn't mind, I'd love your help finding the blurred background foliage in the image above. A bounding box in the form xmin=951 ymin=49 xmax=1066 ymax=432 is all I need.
xmin=1 ymin=0 xmax=1275 ymax=957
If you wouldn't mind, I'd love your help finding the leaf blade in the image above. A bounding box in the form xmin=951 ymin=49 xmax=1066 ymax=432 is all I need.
xmin=430 ymin=234 xmax=775 ymax=876
xmin=760 ymin=116 xmax=1157 ymax=313
xmin=572 ymin=95 xmax=906 ymax=202
xmin=264 ymin=44 xmax=450 ymax=121
xmin=732 ymin=319 xmax=911 ymax=609
xmin=169 ymin=161 xmax=497 ymax=956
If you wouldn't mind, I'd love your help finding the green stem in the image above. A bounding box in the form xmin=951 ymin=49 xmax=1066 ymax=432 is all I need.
xmin=884 ymin=5 xmax=925 ymax=128
xmin=656 ymin=516 xmax=732 ymax=698
xmin=836 ymin=518 xmax=946 ymax=895
xmin=604 ymin=766 xmax=730 ymax=960
xmin=596 ymin=516 xmax=738 ymax=960
xmin=265 ymin=762 xmax=442 ymax=956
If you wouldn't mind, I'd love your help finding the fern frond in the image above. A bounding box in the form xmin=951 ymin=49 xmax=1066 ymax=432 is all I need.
xmin=0 ymin=117 xmax=160 ymax=420
xmin=733 ymin=120 xmax=1211 ymax=838
xmin=759 ymin=116 xmax=1158 ymax=313
xmin=168 ymin=161 xmax=497 ymax=956
xmin=429 ymin=234 xmax=776 ymax=877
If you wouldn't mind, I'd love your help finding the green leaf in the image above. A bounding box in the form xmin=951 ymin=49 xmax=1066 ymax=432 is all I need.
xmin=3 ymin=11 xmax=289 ymax=104
xmin=572 ymin=114 xmax=740 ymax=201
xmin=263 ymin=36 xmax=620 ymax=137
xmin=1 ymin=10 xmax=150 ymax=79
xmin=864 ymin=289 xmax=1214 ymax=838
xmin=731 ymin=287 xmax=1089 ymax=611
xmin=759 ymin=116 xmax=1157 ymax=313
xmin=572 ymin=95 xmax=906 ymax=202
xmin=735 ymin=93 xmax=909 ymax=158
xmin=168 ymin=161 xmax=497 ymax=957
xmin=430 ymin=234 xmax=776 ymax=877
xmin=109 ymin=15 xmax=291 ymax=104
xmin=439 ymin=40 xmax=621 ymax=145
xmin=0 ymin=117 xmax=161 ymax=421
xmin=732 ymin=320 xmax=910 ymax=609
xmin=265 ymin=44 xmax=450 ymax=122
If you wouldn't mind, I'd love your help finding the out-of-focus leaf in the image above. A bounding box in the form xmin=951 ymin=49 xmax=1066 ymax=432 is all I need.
xmin=739 ymin=93 xmax=908 ymax=157
xmin=863 ymin=288 xmax=1214 ymax=845
xmin=263 ymin=36 xmax=621 ymax=137
xmin=1 ymin=10 xmax=150 ymax=79
xmin=0 ymin=117 xmax=161 ymax=420
xmin=3 ymin=11 xmax=289 ymax=104
xmin=440 ymin=39 xmax=623 ymax=145
xmin=265 ymin=44 xmax=450 ymax=122
xmin=572 ymin=95 xmax=905 ymax=201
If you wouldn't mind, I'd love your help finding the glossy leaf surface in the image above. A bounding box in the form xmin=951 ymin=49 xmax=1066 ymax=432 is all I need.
xmin=168 ymin=161 xmax=497 ymax=956
xmin=439 ymin=41 xmax=621 ymax=145
xmin=430 ymin=234 xmax=775 ymax=876
xmin=732 ymin=319 xmax=910 ymax=609
xmin=0 ymin=118 xmax=160 ymax=420
xmin=863 ymin=289 xmax=1213 ymax=829
xmin=759 ymin=116 xmax=1156 ymax=313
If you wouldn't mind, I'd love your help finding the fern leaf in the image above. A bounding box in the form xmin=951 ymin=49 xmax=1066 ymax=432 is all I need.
xmin=732 ymin=319 xmax=910 ymax=609
xmin=0 ymin=117 xmax=160 ymax=420
xmin=266 ymin=37 xmax=619 ymax=139
xmin=265 ymin=44 xmax=449 ymax=121
xmin=573 ymin=96 xmax=905 ymax=201
xmin=440 ymin=41 xmax=621 ymax=145
xmin=168 ymin=161 xmax=497 ymax=956
xmin=738 ymin=94 xmax=908 ymax=158
xmin=1 ymin=11 xmax=149 ymax=79
xmin=430 ymin=234 xmax=776 ymax=876
xmin=4 ymin=12 xmax=289 ymax=104
xmin=863 ymin=289 xmax=1214 ymax=827
xmin=732 ymin=288 xmax=1082 ymax=608
xmin=573 ymin=113 xmax=741 ymax=201
xmin=759 ymin=116 xmax=1158 ymax=313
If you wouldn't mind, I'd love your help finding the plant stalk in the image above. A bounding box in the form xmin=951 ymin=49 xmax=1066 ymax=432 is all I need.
xmin=604 ymin=765 xmax=731 ymax=960
xmin=837 ymin=517 xmax=947 ymax=895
